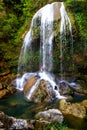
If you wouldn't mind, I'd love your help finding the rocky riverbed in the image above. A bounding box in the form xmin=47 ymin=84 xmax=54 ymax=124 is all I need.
xmin=0 ymin=71 xmax=87 ymax=130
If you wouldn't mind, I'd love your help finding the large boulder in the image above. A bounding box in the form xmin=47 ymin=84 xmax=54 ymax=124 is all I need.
xmin=23 ymin=77 xmax=55 ymax=103
xmin=58 ymin=99 xmax=87 ymax=130
xmin=35 ymin=109 xmax=63 ymax=123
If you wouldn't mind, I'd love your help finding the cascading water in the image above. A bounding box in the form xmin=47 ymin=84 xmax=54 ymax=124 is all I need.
xmin=16 ymin=2 xmax=75 ymax=102
xmin=18 ymin=3 xmax=54 ymax=75
xmin=40 ymin=4 xmax=54 ymax=72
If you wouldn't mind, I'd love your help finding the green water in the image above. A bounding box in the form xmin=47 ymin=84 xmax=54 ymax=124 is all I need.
xmin=0 ymin=91 xmax=58 ymax=119
xmin=0 ymin=92 xmax=37 ymax=119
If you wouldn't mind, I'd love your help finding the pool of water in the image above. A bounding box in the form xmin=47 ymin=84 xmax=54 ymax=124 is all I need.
xmin=0 ymin=92 xmax=38 ymax=119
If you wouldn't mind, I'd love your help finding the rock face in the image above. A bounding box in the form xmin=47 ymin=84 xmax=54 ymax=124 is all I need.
xmin=36 ymin=109 xmax=63 ymax=123
xmin=58 ymin=99 xmax=87 ymax=130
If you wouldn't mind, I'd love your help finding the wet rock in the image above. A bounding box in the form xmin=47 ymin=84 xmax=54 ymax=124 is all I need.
xmin=23 ymin=76 xmax=60 ymax=103
xmin=24 ymin=77 xmax=50 ymax=103
xmin=59 ymin=78 xmax=87 ymax=97
xmin=58 ymin=99 xmax=87 ymax=130
xmin=53 ymin=2 xmax=61 ymax=21
xmin=0 ymin=83 xmax=3 ymax=90
xmin=0 ymin=111 xmax=12 ymax=129
xmin=0 ymin=121 xmax=4 ymax=128
xmin=81 ymin=99 xmax=87 ymax=109
xmin=71 ymin=75 xmax=87 ymax=95
xmin=0 ymin=72 xmax=17 ymax=99
xmin=58 ymin=99 xmax=67 ymax=110
xmin=59 ymin=81 xmax=73 ymax=95
xmin=0 ymin=89 xmax=9 ymax=99
xmin=0 ymin=111 xmax=49 ymax=130
xmin=35 ymin=109 xmax=64 ymax=123
xmin=0 ymin=87 xmax=16 ymax=99
xmin=0 ymin=111 xmax=30 ymax=130
xmin=10 ymin=118 xmax=28 ymax=130
xmin=24 ymin=76 xmax=39 ymax=96
xmin=72 ymin=84 xmax=87 ymax=95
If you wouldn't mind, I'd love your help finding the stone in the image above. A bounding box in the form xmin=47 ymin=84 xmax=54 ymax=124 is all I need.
xmin=23 ymin=76 xmax=38 ymax=96
xmin=0 ymin=83 xmax=3 ymax=90
xmin=0 ymin=89 xmax=9 ymax=99
xmin=0 ymin=87 xmax=16 ymax=99
xmin=58 ymin=100 xmax=87 ymax=130
xmin=58 ymin=99 xmax=67 ymax=110
xmin=81 ymin=99 xmax=87 ymax=109
xmin=53 ymin=2 xmax=61 ymax=21
xmin=10 ymin=118 xmax=28 ymax=130
xmin=35 ymin=109 xmax=63 ymax=123
xmin=0 ymin=111 xmax=49 ymax=130
xmin=24 ymin=76 xmax=56 ymax=103
xmin=59 ymin=81 xmax=73 ymax=95
xmin=0 ymin=72 xmax=17 ymax=99
xmin=0 ymin=121 xmax=4 ymax=128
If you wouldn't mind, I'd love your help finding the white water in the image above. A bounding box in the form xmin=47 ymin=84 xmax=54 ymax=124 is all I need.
xmin=16 ymin=2 xmax=73 ymax=101
xmin=40 ymin=4 xmax=54 ymax=72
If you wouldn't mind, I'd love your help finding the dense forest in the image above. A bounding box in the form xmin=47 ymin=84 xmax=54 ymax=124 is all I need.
xmin=0 ymin=0 xmax=87 ymax=74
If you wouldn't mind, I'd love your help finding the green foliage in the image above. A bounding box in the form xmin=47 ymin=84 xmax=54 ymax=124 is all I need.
xmin=65 ymin=0 xmax=87 ymax=51
xmin=46 ymin=122 xmax=70 ymax=130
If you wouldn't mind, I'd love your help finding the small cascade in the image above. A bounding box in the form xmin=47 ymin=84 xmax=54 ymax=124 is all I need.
xmin=60 ymin=2 xmax=73 ymax=79
xmin=18 ymin=29 xmax=33 ymax=75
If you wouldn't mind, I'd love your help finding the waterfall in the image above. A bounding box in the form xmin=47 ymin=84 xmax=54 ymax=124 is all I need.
xmin=16 ymin=2 xmax=74 ymax=101
xmin=60 ymin=2 xmax=73 ymax=79
xmin=18 ymin=3 xmax=54 ymax=76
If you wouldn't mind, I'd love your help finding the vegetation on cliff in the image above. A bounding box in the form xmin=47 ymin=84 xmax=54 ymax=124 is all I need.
xmin=0 ymin=0 xmax=87 ymax=74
